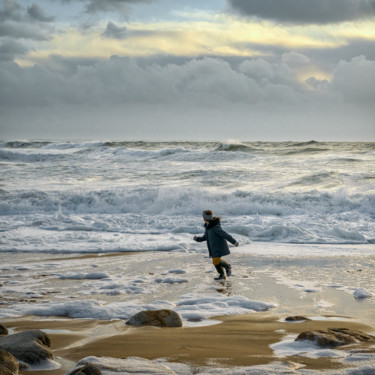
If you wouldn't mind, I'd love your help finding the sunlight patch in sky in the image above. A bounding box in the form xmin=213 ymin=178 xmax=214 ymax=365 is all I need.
xmin=17 ymin=15 xmax=371 ymax=68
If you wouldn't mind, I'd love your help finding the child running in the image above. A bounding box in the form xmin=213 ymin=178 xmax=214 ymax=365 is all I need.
xmin=194 ymin=210 xmax=239 ymax=280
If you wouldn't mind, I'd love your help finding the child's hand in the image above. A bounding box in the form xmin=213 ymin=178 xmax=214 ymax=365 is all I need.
xmin=193 ymin=236 xmax=198 ymax=241
xmin=234 ymin=242 xmax=239 ymax=247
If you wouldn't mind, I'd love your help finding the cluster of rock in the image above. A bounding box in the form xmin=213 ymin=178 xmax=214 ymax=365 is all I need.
xmin=66 ymin=357 xmax=176 ymax=375
xmin=2 ymin=312 xmax=375 ymax=375
xmin=0 ymin=309 xmax=182 ymax=375
xmin=0 ymin=324 xmax=54 ymax=375
xmin=285 ymin=316 xmax=375 ymax=347
xmin=296 ymin=327 xmax=375 ymax=348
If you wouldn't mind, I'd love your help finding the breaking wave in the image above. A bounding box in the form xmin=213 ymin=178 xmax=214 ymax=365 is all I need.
xmin=1 ymin=140 xmax=374 ymax=248
xmin=1 ymin=186 xmax=373 ymax=218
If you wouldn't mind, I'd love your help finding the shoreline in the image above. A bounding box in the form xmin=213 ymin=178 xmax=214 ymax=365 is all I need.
xmin=2 ymin=313 xmax=375 ymax=375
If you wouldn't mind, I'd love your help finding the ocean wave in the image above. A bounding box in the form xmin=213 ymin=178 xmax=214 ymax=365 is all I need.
xmin=284 ymin=147 xmax=331 ymax=155
xmin=1 ymin=187 xmax=373 ymax=217
xmin=0 ymin=143 xmax=188 ymax=162
xmin=0 ymin=141 xmax=52 ymax=148
xmin=113 ymin=146 xmax=191 ymax=160
xmin=216 ymin=142 xmax=259 ymax=153
xmin=287 ymin=171 xmax=343 ymax=188
xmin=0 ymin=140 xmax=105 ymax=150
xmin=289 ymin=140 xmax=320 ymax=146
xmin=1 ymin=141 xmax=373 ymax=161
xmin=0 ymin=149 xmax=76 ymax=163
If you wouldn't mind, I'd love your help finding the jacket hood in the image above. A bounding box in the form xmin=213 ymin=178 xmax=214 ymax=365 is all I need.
xmin=205 ymin=217 xmax=221 ymax=229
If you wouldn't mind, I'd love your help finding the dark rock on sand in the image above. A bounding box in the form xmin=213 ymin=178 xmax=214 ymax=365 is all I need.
xmin=0 ymin=350 xmax=18 ymax=375
xmin=68 ymin=356 xmax=176 ymax=375
xmin=66 ymin=363 xmax=102 ymax=375
xmin=0 ymin=326 xmax=8 ymax=336
xmin=127 ymin=309 xmax=183 ymax=327
xmin=0 ymin=330 xmax=53 ymax=365
xmin=285 ymin=316 xmax=310 ymax=322
xmin=296 ymin=328 xmax=375 ymax=348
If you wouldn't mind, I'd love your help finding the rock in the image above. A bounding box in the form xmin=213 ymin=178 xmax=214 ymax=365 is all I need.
xmin=0 ymin=326 xmax=8 ymax=336
xmin=0 ymin=330 xmax=53 ymax=365
xmin=65 ymin=363 xmax=102 ymax=375
xmin=285 ymin=316 xmax=310 ymax=322
xmin=126 ymin=309 xmax=183 ymax=327
xmin=296 ymin=328 xmax=375 ymax=348
xmin=354 ymin=288 xmax=373 ymax=299
xmin=0 ymin=350 xmax=19 ymax=375
xmin=69 ymin=356 xmax=176 ymax=375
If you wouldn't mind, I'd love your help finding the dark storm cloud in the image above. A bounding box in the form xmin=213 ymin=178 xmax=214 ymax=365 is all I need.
xmin=86 ymin=0 xmax=151 ymax=13
xmin=0 ymin=1 xmax=54 ymax=60
xmin=27 ymin=4 xmax=55 ymax=22
xmin=0 ymin=56 xmax=294 ymax=107
xmin=0 ymin=0 xmax=22 ymax=22
xmin=58 ymin=0 xmax=153 ymax=14
xmin=102 ymin=22 xmax=128 ymax=39
xmin=228 ymin=0 xmax=375 ymax=24
xmin=1 ymin=55 xmax=374 ymax=140
xmin=0 ymin=21 xmax=52 ymax=40
xmin=2 ymin=55 xmax=374 ymax=109
xmin=1 ymin=1 xmax=55 ymax=23
xmin=0 ymin=39 xmax=28 ymax=61
xmin=0 ymin=1 xmax=54 ymax=39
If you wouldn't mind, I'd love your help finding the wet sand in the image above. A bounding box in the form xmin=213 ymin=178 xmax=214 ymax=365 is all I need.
xmin=2 ymin=249 xmax=375 ymax=374
xmin=2 ymin=313 xmax=375 ymax=375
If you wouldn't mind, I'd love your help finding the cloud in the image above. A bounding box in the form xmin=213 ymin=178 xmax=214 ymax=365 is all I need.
xmin=228 ymin=0 xmax=375 ymax=24
xmin=306 ymin=77 xmax=329 ymax=90
xmin=0 ymin=21 xmax=53 ymax=40
xmin=282 ymin=51 xmax=310 ymax=67
xmin=27 ymin=4 xmax=55 ymax=22
xmin=102 ymin=22 xmax=128 ymax=39
xmin=0 ymin=56 xmax=308 ymax=108
xmin=0 ymin=0 xmax=22 ymax=22
xmin=1 ymin=1 xmax=54 ymax=23
xmin=0 ymin=50 xmax=374 ymax=140
xmin=63 ymin=0 xmax=153 ymax=14
xmin=0 ymin=1 xmax=54 ymax=40
xmin=331 ymin=55 xmax=375 ymax=103
xmin=0 ymin=39 xmax=28 ymax=61
xmin=1 ymin=55 xmax=374 ymax=140
xmin=1 ymin=54 xmax=373 ymax=109
xmin=305 ymin=39 xmax=375 ymax=71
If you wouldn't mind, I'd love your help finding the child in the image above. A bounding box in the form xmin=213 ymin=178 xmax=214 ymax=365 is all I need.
xmin=194 ymin=210 xmax=239 ymax=280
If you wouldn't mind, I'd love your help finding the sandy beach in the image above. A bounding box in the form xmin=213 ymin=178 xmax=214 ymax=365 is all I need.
xmin=1 ymin=246 xmax=375 ymax=374
xmin=2 ymin=311 xmax=375 ymax=375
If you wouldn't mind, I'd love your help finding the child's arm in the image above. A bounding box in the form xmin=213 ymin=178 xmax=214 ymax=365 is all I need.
xmin=193 ymin=234 xmax=206 ymax=242
xmin=213 ymin=226 xmax=238 ymax=245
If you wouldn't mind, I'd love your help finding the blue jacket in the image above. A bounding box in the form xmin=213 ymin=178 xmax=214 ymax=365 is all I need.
xmin=195 ymin=218 xmax=236 ymax=258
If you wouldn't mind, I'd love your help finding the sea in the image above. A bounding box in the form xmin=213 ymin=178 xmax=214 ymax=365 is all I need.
xmin=1 ymin=140 xmax=374 ymax=252
xmin=1 ymin=140 xmax=375 ymax=373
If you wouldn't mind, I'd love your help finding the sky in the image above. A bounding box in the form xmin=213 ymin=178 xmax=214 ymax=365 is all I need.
xmin=0 ymin=0 xmax=375 ymax=141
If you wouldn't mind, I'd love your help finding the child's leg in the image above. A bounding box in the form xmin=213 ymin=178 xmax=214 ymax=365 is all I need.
xmin=219 ymin=258 xmax=232 ymax=277
xmin=212 ymin=257 xmax=225 ymax=279
xmin=212 ymin=257 xmax=221 ymax=266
